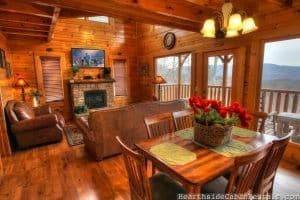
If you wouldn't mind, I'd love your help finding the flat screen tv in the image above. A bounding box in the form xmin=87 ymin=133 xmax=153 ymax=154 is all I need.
xmin=71 ymin=48 xmax=105 ymax=68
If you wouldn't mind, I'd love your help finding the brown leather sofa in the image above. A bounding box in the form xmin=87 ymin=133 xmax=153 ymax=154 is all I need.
xmin=5 ymin=100 xmax=65 ymax=149
xmin=76 ymin=100 xmax=187 ymax=161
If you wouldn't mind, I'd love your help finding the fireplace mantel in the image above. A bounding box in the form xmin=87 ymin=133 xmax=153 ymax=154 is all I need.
xmin=69 ymin=78 xmax=115 ymax=84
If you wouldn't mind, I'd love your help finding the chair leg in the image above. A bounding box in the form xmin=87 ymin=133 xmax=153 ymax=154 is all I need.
xmin=151 ymin=162 xmax=156 ymax=175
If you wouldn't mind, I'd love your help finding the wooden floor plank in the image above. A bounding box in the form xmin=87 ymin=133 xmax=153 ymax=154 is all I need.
xmin=0 ymin=136 xmax=299 ymax=199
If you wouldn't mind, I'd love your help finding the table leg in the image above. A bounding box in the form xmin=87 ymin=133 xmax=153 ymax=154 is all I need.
xmin=186 ymin=184 xmax=202 ymax=199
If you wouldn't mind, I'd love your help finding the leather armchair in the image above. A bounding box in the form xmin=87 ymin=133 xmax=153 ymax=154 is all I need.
xmin=5 ymin=100 xmax=64 ymax=149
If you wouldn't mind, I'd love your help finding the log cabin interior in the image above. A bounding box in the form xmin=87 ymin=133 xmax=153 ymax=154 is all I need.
xmin=0 ymin=0 xmax=300 ymax=199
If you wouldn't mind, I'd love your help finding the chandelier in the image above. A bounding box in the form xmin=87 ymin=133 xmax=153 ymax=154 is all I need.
xmin=201 ymin=1 xmax=258 ymax=38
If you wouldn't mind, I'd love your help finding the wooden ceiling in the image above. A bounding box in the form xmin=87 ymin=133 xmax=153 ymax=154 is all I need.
xmin=0 ymin=0 xmax=298 ymax=41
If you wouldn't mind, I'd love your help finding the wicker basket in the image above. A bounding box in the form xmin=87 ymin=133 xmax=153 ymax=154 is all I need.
xmin=194 ymin=123 xmax=233 ymax=147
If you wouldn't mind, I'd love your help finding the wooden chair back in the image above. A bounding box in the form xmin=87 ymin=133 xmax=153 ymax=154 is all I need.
xmin=254 ymin=133 xmax=292 ymax=195
xmin=250 ymin=112 xmax=268 ymax=133
xmin=116 ymin=136 xmax=152 ymax=200
xmin=172 ymin=109 xmax=193 ymax=131
xmin=226 ymin=143 xmax=272 ymax=196
xmin=144 ymin=112 xmax=176 ymax=138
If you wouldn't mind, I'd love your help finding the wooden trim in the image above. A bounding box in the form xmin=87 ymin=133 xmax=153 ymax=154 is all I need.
xmin=34 ymin=52 xmax=65 ymax=104
xmin=109 ymin=55 xmax=131 ymax=98
xmin=48 ymin=7 xmax=61 ymax=42
xmin=25 ymin=0 xmax=201 ymax=32
xmin=0 ymin=12 xmax=52 ymax=26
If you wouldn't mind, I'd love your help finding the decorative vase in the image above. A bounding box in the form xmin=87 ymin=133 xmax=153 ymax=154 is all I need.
xmin=32 ymin=97 xmax=39 ymax=107
xmin=194 ymin=123 xmax=233 ymax=147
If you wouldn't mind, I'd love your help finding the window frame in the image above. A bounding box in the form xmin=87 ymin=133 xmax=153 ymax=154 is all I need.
xmin=154 ymin=52 xmax=192 ymax=100
xmin=34 ymin=52 xmax=65 ymax=104
xmin=77 ymin=16 xmax=110 ymax=24
xmin=110 ymin=56 xmax=130 ymax=98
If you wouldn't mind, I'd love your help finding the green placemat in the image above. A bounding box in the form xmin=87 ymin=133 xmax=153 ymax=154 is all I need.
xmin=175 ymin=126 xmax=257 ymax=140
xmin=232 ymin=126 xmax=257 ymax=137
xmin=193 ymin=139 xmax=254 ymax=158
xmin=150 ymin=142 xmax=196 ymax=166
xmin=175 ymin=127 xmax=194 ymax=140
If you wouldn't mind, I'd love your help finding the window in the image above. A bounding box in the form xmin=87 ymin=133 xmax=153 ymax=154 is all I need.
xmin=78 ymin=16 xmax=109 ymax=24
xmin=40 ymin=57 xmax=64 ymax=102
xmin=113 ymin=59 xmax=127 ymax=96
xmin=155 ymin=53 xmax=192 ymax=101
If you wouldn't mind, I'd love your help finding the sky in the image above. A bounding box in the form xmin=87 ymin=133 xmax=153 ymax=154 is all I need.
xmin=264 ymin=38 xmax=300 ymax=67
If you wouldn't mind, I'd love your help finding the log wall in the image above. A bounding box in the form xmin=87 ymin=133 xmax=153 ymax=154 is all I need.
xmin=136 ymin=8 xmax=300 ymax=119
xmin=8 ymin=18 xmax=138 ymax=120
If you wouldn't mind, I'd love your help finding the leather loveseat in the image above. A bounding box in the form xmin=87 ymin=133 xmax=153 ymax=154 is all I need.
xmin=5 ymin=100 xmax=65 ymax=149
xmin=76 ymin=100 xmax=187 ymax=161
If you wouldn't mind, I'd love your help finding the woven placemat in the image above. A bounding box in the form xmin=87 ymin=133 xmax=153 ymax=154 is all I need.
xmin=232 ymin=126 xmax=257 ymax=137
xmin=193 ymin=139 xmax=254 ymax=158
xmin=175 ymin=127 xmax=194 ymax=140
xmin=150 ymin=142 xmax=196 ymax=166
xmin=175 ymin=126 xmax=257 ymax=141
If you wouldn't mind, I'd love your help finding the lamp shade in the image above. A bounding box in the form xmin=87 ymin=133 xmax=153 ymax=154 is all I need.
xmin=201 ymin=19 xmax=216 ymax=38
xmin=14 ymin=78 xmax=29 ymax=88
xmin=226 ymin=30 xmax=239 ymax=38
xmin=227 ymin=13 xmax=242 ymax=31
xmin=153 ymin=76 xmax=166 ymax=84
xmin=242 ymin=17 xmax=258 ymax=34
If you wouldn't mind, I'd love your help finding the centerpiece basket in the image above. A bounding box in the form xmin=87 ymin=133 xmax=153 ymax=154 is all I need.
xmin=189 ymin=97 xmax=251 ymax=147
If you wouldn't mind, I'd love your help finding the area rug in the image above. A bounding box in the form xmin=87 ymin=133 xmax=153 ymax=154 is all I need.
xmin=64 ymin=125 xmax=84 ymax=146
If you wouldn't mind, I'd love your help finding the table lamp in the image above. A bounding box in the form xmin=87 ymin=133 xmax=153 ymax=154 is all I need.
xmin=153 ymin=76 xmax=166 ymax=101
xmin=14 ymin=78 xmax=29 ymax=101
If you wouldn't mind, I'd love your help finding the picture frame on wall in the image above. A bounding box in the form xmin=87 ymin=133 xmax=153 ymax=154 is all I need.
xmin=0 ymin=49 xmax=6 ymax=68
xmin=71 ymin=48 xmax=105 ymax=68
xmin=140 ymin=63 xmax=149 ymax=76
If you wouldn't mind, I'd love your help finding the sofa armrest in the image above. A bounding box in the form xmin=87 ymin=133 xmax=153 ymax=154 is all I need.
xmin=33 ymin=105 xmax=52 ymax=116
xmin=12 ymin=114 xmax=58 ymax=134
xmin=76 ymin=117 xmax=90 ymax=136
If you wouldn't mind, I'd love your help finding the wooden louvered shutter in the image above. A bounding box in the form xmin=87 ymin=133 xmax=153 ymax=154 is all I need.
xmin=41 ymin=57 xmax=64 ymax=102
xmin=113 ymin=59 xmax=127 ymax=96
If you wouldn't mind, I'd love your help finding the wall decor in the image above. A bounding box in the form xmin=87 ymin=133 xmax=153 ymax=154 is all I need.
xmin=163 ymin=32 xmax=176 ymax=49
xmin=140 ymin=63 xmax=149 ymax=76
xmin=5 ymin=62 xmax=12 ymax=78
xmin=71 ymin=48 xmax=105 ymax=68
xmin=0 ymin=49 xmax=6 ymax=68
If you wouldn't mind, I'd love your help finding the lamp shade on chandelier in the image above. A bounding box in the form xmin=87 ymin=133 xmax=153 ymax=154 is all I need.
xmin=201 ymin=1 xmax=258 ymax=39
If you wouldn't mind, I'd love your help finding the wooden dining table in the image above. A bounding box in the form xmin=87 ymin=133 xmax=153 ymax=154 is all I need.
xmin=135 ymin=131 xmax=278 ymax=194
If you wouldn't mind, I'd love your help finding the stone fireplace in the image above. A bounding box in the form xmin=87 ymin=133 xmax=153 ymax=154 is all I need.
xmin=69 ymin=79 xmax=115 ymax=112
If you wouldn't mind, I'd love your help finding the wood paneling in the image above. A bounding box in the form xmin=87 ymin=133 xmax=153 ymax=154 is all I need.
xmin=8 ymin=18 xmax=138 ymax=120
xmin=136 ymin=7 xmax=300 ymax=131
xmin=0 ymin=32 xmax=14 ymax=156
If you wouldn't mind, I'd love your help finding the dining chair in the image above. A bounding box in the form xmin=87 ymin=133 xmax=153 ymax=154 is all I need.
xmin=202 ymin=143 xmax=272 ymax=198
xmin=254 ymin=132 xmax=292 ymax=196
xmin=250 ymin=111 xmax=268 ymax=133
xmin=116 ymin=136 xmax=186 ymax=200
xmin=144 ymin=112 xmax=176 ymax=139
xmin=172 ymin=109 xmax=193 ymax=131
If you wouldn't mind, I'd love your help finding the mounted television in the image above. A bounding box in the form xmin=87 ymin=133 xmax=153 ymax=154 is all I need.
xmin=71 ymin=48 xmax=105 ymax=68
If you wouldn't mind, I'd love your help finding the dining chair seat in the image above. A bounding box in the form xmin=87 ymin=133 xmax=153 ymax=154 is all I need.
xmin=150 ymin=173 xmax=186 ymax=200
xmin=202 ymin=176 xmax=228 ymax=194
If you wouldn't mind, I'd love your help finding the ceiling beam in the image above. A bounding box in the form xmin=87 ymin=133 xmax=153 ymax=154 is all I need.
xmin=0 ymin=12 xmax=51 ymax=26
xmin=0 ymin=0 xmax=53 ymax=18
xmin=0 ymin=21 xmax=50 ymax=32
xmin=21 ymin=0 xmax=202 ymax=32
xmin=0 ymin=26 xmax=49 ymax=33
xmin=48 ymin=7 xmax=60 ymax=42
xmin=2 ymin=31 xmax=48 ymax=38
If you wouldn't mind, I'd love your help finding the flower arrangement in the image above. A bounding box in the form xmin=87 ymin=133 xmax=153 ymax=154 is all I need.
xmin=189 ymin=97 xmax=252 ymax=128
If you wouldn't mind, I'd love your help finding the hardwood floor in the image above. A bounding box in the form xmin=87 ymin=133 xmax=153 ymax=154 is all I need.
xmin=1 ymin=136 xmax=300 ymax=200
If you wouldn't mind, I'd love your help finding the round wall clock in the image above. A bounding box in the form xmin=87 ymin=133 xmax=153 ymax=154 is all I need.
xmin=163 ymin=32 xmax=176 ymax=49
